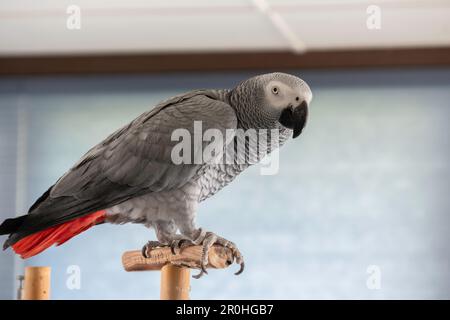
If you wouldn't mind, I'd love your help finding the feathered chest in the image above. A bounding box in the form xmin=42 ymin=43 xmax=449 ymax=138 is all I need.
xmin=196 ymin=126 xmax=292 ymax=201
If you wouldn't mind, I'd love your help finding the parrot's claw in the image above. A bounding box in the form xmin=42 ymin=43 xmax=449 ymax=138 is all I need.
xmin=142 ymin=240 xmax=164 ymax=258
xmin=193 ymin=267 xmax=208 ymax=279
xmin=170 ymin=240 xmax=180 ymax=255
xmin=193 ymin=231 xmax=245 ymax=279
xmin=235 ymin=261 xmax=245 ymax=275
xmin=169 ymin=239 xmax=191 ymax=255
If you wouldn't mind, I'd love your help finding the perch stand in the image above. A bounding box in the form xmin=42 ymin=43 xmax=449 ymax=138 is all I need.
xmin=23 ymin=266 xmax=51 ymax=300
xmin=122 ymin=245 xmax=234 ymax=300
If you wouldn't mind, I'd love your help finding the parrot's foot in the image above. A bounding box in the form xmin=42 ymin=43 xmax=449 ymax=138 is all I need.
xmin=142 ymin=230 xmax=206 ymax=258
xmin=142 ymin=240 xmax=165 ymax=258
xmin=169 ymin=228 xmax=207 ymax=255
xmin=193 ymin=232 xmax=244 ymax=279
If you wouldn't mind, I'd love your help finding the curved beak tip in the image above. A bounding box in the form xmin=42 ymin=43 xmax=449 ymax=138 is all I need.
xmin=293 ymin=127 xmax=302 ymax=138
xmin=278 ymin=102 xmax=309 ymax=139
xmin=292 ymin=106 xmax=308 ymax=139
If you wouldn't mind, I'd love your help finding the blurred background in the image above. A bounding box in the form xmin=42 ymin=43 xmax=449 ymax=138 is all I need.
xmin=0 ymin=0 xmax=449 ymax=299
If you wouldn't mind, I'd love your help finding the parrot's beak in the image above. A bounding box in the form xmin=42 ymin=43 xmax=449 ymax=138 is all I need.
xmin=278 ymin=101 xmax=308 ymax=138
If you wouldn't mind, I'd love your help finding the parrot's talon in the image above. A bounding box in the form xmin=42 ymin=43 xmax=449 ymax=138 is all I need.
xmin=193 ymin=269 xmax=207 ymax=279
xmin=170 ymin=238 xmax=193 ymax=255
xmin=235 ymin=261 xmax=245 ymax=275
xmin=170 ymin=240 xmax=178 ymax=255
xmin=142 ymin=240 xmax=164 ymax=258
xmin=169 ymin=239 xmax=184 ymax=255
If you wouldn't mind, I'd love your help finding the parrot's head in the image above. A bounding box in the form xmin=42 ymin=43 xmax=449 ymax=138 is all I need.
xmin=231 ymin=72 xmax=312 ymax=138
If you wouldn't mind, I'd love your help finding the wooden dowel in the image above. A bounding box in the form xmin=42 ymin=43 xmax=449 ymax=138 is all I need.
xmin=23 ymin=266 xmax=51 ymax=300
xmin=160 ymin=264 xmax=190 ymax=300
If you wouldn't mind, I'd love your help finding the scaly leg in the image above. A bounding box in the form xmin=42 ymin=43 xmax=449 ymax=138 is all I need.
xmin=169 ymin=228 xmax=206 ymax=254
xmin=142 ymin=220 xmax=178 ymax=258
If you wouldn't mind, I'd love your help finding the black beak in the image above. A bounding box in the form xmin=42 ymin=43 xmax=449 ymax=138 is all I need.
xmin=278 ymin=101 xmax=308 ymax=138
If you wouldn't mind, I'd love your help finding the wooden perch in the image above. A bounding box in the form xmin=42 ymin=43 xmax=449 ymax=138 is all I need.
xmin=122 ymin=245 xmax=234 ymax=300
xmin=122 ymin=244 xmax=234 ymax=271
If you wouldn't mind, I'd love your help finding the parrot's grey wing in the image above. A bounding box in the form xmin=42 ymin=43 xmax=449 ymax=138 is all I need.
xmin=6 ymin=90 xmax=237 ymax=245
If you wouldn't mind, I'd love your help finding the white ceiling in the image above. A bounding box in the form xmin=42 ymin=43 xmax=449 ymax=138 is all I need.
xmin=0 ymin=0 xmax=449 ymax=56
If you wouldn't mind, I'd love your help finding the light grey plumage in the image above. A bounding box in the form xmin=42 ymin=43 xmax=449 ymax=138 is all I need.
xmin=1 ymin=72 xmax=312 ymax=277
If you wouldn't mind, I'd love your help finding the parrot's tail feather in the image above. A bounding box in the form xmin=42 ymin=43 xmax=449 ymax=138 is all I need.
xmin=0 ymin=215 xmax=27 ymax=235
xmin=11 ymin=210 xmax=106 ymax=259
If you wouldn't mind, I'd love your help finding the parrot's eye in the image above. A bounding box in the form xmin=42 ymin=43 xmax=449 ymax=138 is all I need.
xmin=271 ymin=87 xmax=279 ymax=95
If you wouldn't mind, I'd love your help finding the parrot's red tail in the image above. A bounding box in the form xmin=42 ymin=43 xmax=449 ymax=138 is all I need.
xmin=11 ymin=210 xmax=106 ymax=259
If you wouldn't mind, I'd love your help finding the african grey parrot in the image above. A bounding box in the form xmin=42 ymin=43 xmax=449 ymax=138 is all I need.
xmin=0 ymin=72 xmax=312 ymax=278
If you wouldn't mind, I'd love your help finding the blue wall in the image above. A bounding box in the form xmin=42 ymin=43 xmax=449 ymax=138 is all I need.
xmin=0 ymin=105 xmax=18 ymax=299
xmin=0 ymin=69 xmax=449 ymax=299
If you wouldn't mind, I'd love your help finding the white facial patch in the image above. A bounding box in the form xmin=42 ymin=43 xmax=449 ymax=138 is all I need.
xmin=264 ymin=80 xmax=312 ymax=111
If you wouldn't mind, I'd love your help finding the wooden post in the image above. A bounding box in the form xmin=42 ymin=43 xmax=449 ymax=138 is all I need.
xmin=160 ymin=264 xmax=190 ymax=300
xmin=23 ymin=266 xmax=51 ymax=300
xmin=122 ymin=245 xmax=234 ymax=300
